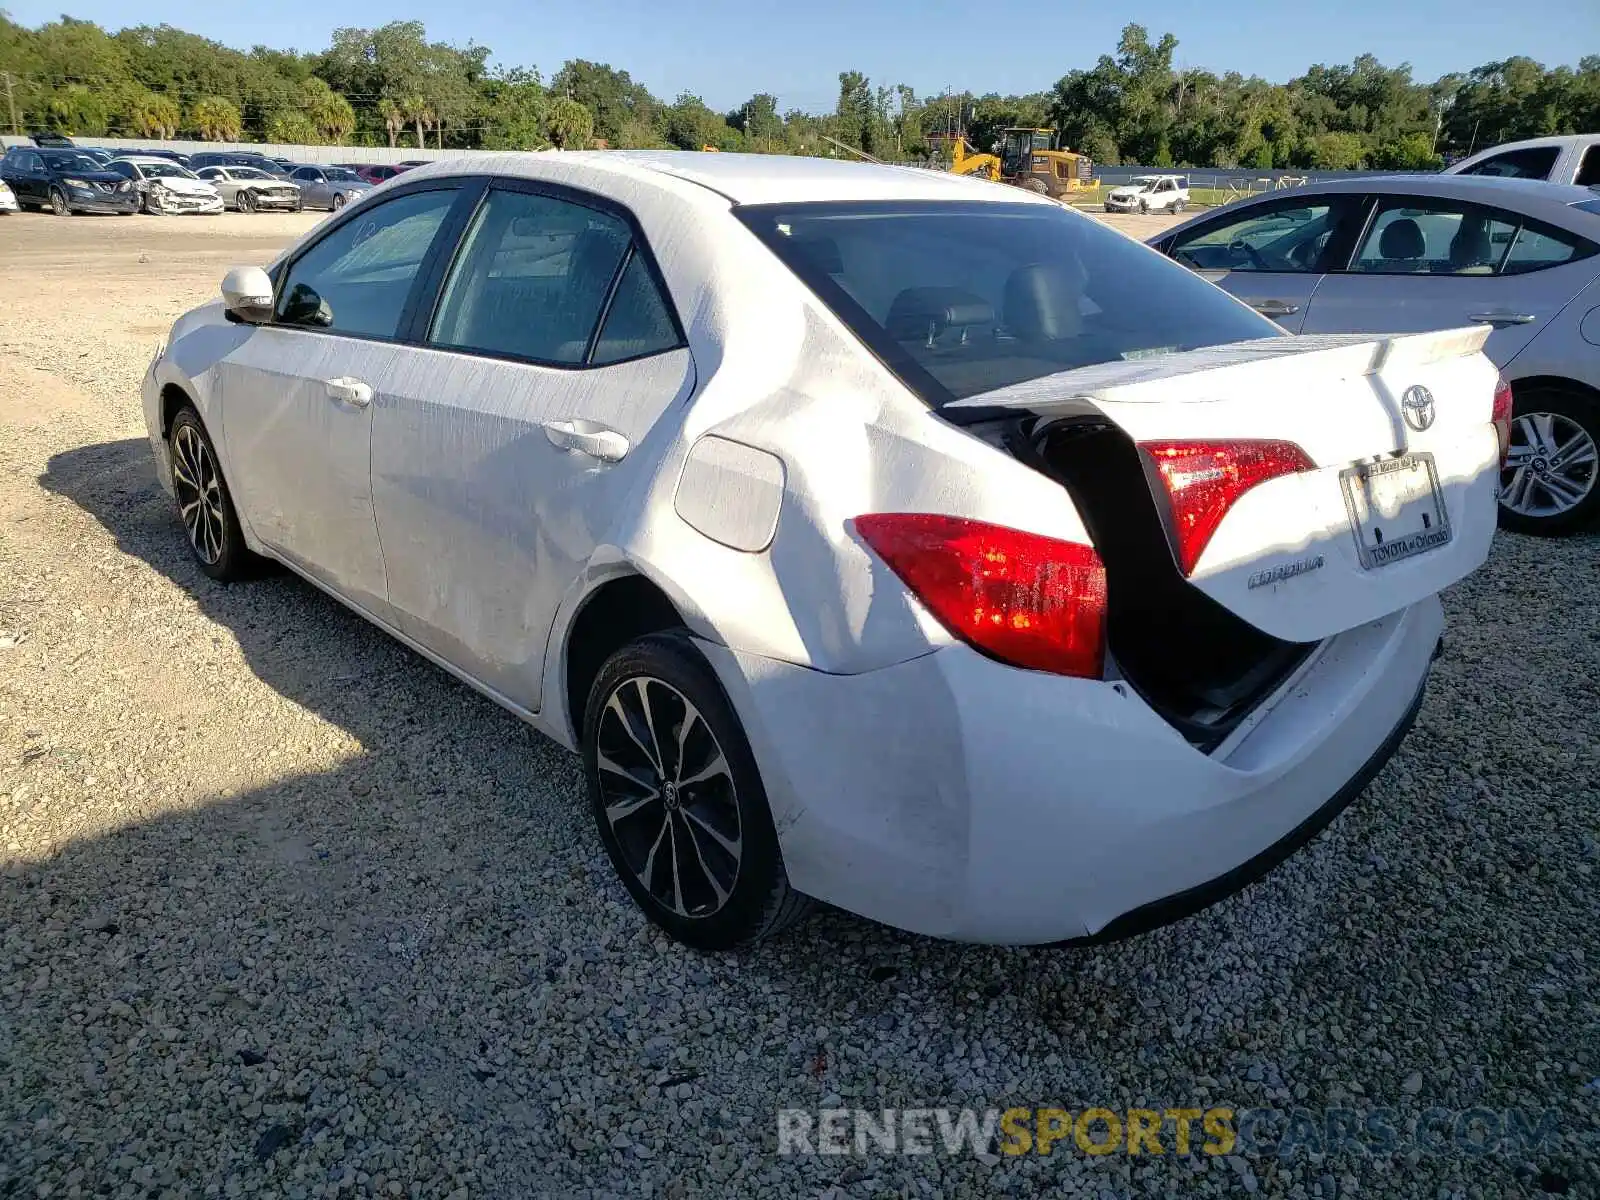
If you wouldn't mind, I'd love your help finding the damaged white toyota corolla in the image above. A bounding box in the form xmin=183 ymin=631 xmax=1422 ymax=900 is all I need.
xmin=142 ymin=152 xmax=1506 ymax=950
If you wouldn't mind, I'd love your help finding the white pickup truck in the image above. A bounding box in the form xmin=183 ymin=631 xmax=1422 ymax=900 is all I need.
xmin=1444 ymin=134 xmax=1600 ymax=187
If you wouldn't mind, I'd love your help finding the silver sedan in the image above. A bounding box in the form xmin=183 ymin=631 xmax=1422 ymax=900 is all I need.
xmin=1151 ymin=174 xmax=1600 ymax=534
xmin=287 ymin=165 xmax=372 ymax=211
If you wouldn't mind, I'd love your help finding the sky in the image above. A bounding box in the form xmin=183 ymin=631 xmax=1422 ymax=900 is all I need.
xmin=7 ymin=0 xmax=1597 ymax=114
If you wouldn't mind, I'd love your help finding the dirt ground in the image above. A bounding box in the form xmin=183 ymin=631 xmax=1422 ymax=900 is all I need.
xmin=2 ymin=205 xmax=1596 ymax=1199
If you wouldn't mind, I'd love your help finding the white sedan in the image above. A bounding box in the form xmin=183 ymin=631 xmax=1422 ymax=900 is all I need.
xmin=105 ymin=156 xmax=224 ymax=215
xmin=142 ymin=153 xmax=1502 ymax=949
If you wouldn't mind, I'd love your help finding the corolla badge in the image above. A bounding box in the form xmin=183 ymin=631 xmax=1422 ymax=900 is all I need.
xmin=1401 ymin=384 xmax=1436 ymax=432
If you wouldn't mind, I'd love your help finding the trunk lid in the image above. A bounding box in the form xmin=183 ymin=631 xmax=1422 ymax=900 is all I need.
xmin=949 ymin=327 xmax=1501 ymax=644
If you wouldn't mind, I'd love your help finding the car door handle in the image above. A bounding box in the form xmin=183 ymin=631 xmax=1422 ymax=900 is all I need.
xmin=1467 ymin=311 xmax=1536 ymax=326
xmin=1250 ymin=299 xmax=1301 ymax=317
xmin=324 ymin=377 xmax=373 ymax=408
xmin=543 ymin=419 xmax=629 ymax=462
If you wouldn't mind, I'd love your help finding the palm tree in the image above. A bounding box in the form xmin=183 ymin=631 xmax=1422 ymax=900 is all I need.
xmin=305 ymin=79 xmax=355 ymax=145
xmin=191 ymin=96 xmax=242 ymax=142
xmin=379 ymin=99 xmax=404 ymax=148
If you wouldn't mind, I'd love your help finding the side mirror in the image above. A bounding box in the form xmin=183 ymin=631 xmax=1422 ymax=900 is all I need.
xmin=221 ymin=265 xmax=274 ymax=324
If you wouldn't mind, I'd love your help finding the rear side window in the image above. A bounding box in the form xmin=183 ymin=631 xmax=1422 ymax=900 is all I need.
xmin=738 ymin=200 xmax=1276 ymax=406
xmin=1460 ymin=146 xmax=1560 ymax=180
xmin=591 ymin=254 xmax=680 ymax=365
xmin=276 ymin=188 xmax=459 ymax=338
xmin=1502 ymin=224 xmax=1594 ymax=274
xmin=1353 ymin=201 xmax=1519 ymax=275
xmin=427 ymin=189 xmax=632 ymax=365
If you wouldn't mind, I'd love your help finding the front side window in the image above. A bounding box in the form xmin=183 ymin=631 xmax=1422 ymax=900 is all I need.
xmin=427 ymin=188 xmax=632 ymax=364
xmin=107 ymin=161 xmax=136 ymax=179
xmin=293 ymin=168 xmax=321 ymax=182
xmin=275 ymin=188 xmax=460 ymax=337
xmin=739 ymin=200 xmax=1278 ymax=406
xmin=1169 ymin=199 xmax=1349 ymax=273
xmin=1353 ymin=200 xmax=1518 ymax=275
xmin=1460 ymin=146 xmax=1560 ymax=180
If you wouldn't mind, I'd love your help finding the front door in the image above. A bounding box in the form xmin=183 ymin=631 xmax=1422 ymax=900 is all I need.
xmin=217 ymin=184 xmax=465 ymax=620
xmin=1296 ymin=193 xmax=1596 ymax=367
xmin=1162 ymin=193 xmax=1369 ymax=332
xmin=371 ymin=181 xmax=694 ymax=713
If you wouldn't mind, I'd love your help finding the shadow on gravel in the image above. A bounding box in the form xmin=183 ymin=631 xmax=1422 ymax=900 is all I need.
xmin=20 ymin=438 xmax=1592 ymax=1197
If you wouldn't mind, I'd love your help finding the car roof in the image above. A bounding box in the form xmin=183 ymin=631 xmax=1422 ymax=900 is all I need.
xmin=1458 ymin=134 xmax=1599 ymax=154
xmin=403 ymin=149 xmax=1056 ymax=207
xmin=111 ymin=155 xmax=179 ymax=165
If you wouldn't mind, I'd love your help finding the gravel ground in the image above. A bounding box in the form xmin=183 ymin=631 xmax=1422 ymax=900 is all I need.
xmin=1 ymin=207 xmax=1597 ymax=1199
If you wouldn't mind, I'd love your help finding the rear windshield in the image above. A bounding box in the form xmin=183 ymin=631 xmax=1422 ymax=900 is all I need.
xmin=736 ymin=200 xmax=1276 ymax=407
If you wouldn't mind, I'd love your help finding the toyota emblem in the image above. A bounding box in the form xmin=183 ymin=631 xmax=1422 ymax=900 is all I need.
xmin=1401 ymin=384 xmax=1435 ymax=433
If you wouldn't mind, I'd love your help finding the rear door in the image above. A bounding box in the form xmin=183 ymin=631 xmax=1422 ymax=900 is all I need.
xmin=371 ymin=178 xmax=694 ymax=713
xmin=948 ymin=327 xmax=1503 ymax=644
xmin=1297 ymin=193 xmax=1600 ymax=367
xmin=1159 ymin=193 xmax=1369 ymax=331
xmin=217 ymin=181 xmax=468 ymax=620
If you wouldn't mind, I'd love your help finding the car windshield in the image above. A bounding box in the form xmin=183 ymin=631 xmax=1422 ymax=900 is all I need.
xmin=42 ymin=152 xmax=102 ymax=172
xmin=738 ymin=200 xmax=1277 ymax=407
xmin=1133 ymin=178 xmax=1161 ymax=191
xmin=324 ymin=168 xmax=363 ymax=182
xmin=141 ymin=163 xmax=193 ymax=179
xmin=229 ymin=168 xmax=274 ymax=180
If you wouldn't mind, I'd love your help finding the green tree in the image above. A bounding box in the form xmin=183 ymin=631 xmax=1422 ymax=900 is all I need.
xmin=1308 ymin=130 xmax=1367 ymax=168
xmin=545 ymin=96 xmax=593 ymax=149
xmin=550 ymin=60 xmax=660 ymax=145
xmin=265 ymin=109 xmax=318 ymax=144
xmin=190 ymin=95 xmax=242 ymax=141
xmin=302 ymin=77 xmax=355 ymax=143
xmin=118 ymin=86 xmax=180 ymax=138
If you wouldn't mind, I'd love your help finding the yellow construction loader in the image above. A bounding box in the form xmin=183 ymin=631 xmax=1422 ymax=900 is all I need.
xmin=951 ymin=128 xmax=1093 ymax=199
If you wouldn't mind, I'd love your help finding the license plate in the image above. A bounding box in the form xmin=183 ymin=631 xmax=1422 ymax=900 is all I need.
xmin=1340 ymin=453 xmax=1451 ymax=569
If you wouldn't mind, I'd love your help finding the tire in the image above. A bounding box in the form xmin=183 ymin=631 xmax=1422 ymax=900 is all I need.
xmin=238 ymin=190 xmax=257 ymax=214
xmin=168 ymin=407 xmax=260 ymax=582
xmin=1173 ymin=198 xmax=1187 ymax=213
xmin=1139 ymin=199 xmax=1150 ymax=215
xmin=144 ymin=190 xmax=162 ymax=215
xmin=292 ymin=199 xmax=303 ymax=213
xmin=49 ymin=188 xmax=70 ymax=216
xmin=583 ymin=631 xmax=811 ymax=950
xmin=332 ymin=192 xmax=347 ymax=211
xmin=1498 ymin=386 xmax=1600 ymax=536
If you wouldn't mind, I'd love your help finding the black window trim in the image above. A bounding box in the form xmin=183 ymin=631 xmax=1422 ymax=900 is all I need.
xmin=260 ymin=175 xmax=480 ymax=341
xmin=402 ymin=174 xmax=689 ymax=372
xmin=1331 ymin=192 xmax=1597 ymax=278
xmin=1159 ymin=190 xmax=1370 ymax=275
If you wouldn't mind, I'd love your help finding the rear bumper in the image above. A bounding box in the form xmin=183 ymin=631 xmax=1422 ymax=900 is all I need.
xmin=703 ymin=597 xmax=1442 ymax=944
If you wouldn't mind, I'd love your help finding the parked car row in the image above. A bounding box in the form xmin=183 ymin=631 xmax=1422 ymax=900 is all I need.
xmin=0 ymin=147 xmax=394 ymax=215
xmin=0 ymin=134 xmax=438 ymax=216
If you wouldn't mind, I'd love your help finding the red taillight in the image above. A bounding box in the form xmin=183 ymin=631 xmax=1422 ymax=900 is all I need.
xmin=1139 ymin=440 xmax=1316 ymax=575
xmin=854 ymin=513 xmax=1107 ymax=679
xmin=1491 ymin=376 xmax=1513 ymax=466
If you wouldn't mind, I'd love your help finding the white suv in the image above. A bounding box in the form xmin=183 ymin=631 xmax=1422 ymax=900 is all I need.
xmin=1105 ymin=175 xmax=1189 ymax=214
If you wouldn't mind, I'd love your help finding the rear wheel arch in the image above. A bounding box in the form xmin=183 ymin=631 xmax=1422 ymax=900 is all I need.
xmin=562 ymin=573 xmax=691 ymax=743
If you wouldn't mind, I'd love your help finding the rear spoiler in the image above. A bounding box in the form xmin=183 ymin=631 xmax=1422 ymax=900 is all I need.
xmin=944 ymin=327 xmax=1493 ymax=418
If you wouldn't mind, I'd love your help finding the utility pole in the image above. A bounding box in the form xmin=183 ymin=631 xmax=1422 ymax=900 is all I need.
xmin=2 ymin=72 xmax=19 ymax=136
